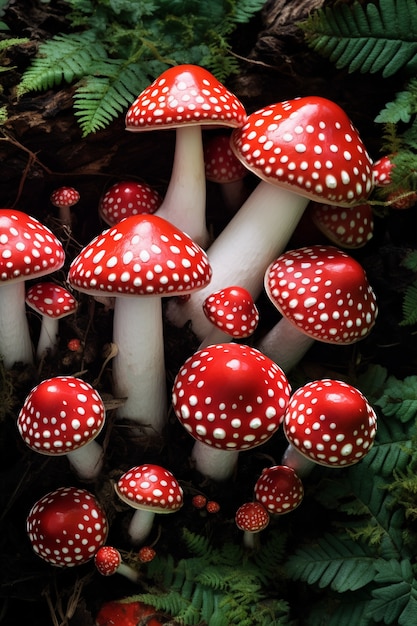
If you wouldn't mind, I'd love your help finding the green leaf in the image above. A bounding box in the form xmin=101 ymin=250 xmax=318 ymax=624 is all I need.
xmin=286 ymin=533 xmax=379 ymax=592
xmin=375 ymin=375 xmax=417 ymax=422
xmin=367 ymin=559 xmax=417 ymax=624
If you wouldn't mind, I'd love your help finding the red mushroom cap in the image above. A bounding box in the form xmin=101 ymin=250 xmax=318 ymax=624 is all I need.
xmin=125 ymin=64 xmax=246 ymax=131
xmin=0 ymin=208 xmax=65 ymax=283
xmin=50 ymin=187 xmax=80 ymax=209
xmin=235 ymin=502 xmax=270 ymax=533
xmin=17 ymin=376 xmax=105 ymax=456
xmin=96 ymin=600 xmax=166 ymax=626
xmin=254 ymin=465 xmax=304 ymax=515
xmin=372 ymin=155 xmax=394 ymax=187
xmin=308 ymin=202 xmax=374 ymax=249
xmin=26 ymin=282 xmax=78 ymax=319
xmin=204 ymin=134 xmax=248 ymax=183
xmin=284 ymin=379 xmax=378 ymax=468
xmin=115 ymin=464 xmax=184 ymax=514
xmin=264 ymin=245 xmax=378 ymax=345
xmin=172 ymin=343 xmax=291 ymax=451
xmin=26 ymin=486 xmax=108 ymax=567
xmin=230 ymin=97 xmax=374 ymax=207
xmin=99 ymin=181 xmax=163 ymax=226
xmin=94 ymin=546 xmax=122 ymax=576
xmin=68 ymin=214 xmax=212 ymax=298
xmin=202 ymin=285 xmax=259 ymax=338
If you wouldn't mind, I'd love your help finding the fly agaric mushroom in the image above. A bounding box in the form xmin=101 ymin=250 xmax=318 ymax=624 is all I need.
xmin=25 ymin=282 xmax=78 ymax=360
xmin=308 ymin=202 xmax=374 ymax=249
xmin=94 ymin=546 xmax=139 ymax=583
xmin=18 ymin=376 xmax=106 ymax=481
xmin=282 ymin=379 xmax=378 ymax=476
xmin=50 ymin=186 xmax=80 ymax=227
xmin=204 ymin=133 xmax=249 ymax=212
xmin=199 ymin=285 xmax=259 ymax=349
xmin=256 ymin=245 xmax=378 ymax=372
xmin=172 ymin=343 xmax=291 ymax=481
xmin=235 ymin=501 xmax=270 ymax=549
xmin=114 ymin=464 xmax=184 ymax=545
xmin=68 ymin=214 xmax=211 ymax=434
xmin=125 ymin=64 xmax=247 ymax=248
xmin=254 ymin=465 xmax=304 ymax=516
xmin=166 ymin=96 xmax=374 ymax=340
xmin=96 ymin=599 xmax=167 ymax=626
xmin=98 ymin=181 xmax=162 ymax=226
xmin=0 ymin=208 xmax=65 ymax=368
xmin=26 ymin=486 xmax=108 ymax=567
xmin=372 ymin=154 xmax=417 ymax=209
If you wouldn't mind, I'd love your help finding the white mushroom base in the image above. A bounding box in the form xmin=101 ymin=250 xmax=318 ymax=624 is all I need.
xmin=67 ymin=440 xmax=104 ymax=481
xmin=127 ymin=508 xmax=156 ymax=545
xmin=191 ymin=440 xmax=239 ymax=482
xmin=36 ymin=316 xmax=59 ymax=360
xmin=281 ymin=443 xmax=316 ymax=477
xmin=256 ymin=317 xmax=315 ymax=373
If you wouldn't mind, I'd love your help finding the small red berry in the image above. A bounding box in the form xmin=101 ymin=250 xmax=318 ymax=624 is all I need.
xmin=138 ymin=546 xmax=156 ymax=563
xmin=67 ymin=338 xmax=82 ymax=352
xmin=192 ymin=494 xmax=207 ymax=509
xmin=206 ymin=501 xmax=220 ymax=514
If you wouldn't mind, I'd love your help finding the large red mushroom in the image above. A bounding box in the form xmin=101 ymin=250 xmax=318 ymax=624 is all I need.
xmin=125 ymin=64 xmax=247 ymax=248
xmin=0 ymin=208 xmax=65 ymax=368
xmin=68 ymin=214 xmax=211 ymax=434
xmin=172 ymin=343 xmax=291 ymax=481
xmin=166 ymin=96 xmax=374 ymax=340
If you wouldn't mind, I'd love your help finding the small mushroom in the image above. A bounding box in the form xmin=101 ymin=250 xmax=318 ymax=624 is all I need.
xmin=26 ymin=282 xmax=78 ymax=360
xmin=204 ymin=133 xmax=249 ymax=213
xmin=26 ymin=486 xmax=108 ymax=567
xmin=50 ymin=186 xmax=80 ymax=227
xmin=282 ymin=379 xmax=378 ymax=476
xmin=98 ymin=180 xmax=162 ymax=226
xmin=235 ymin=502 xmax=270 ymax=549
xmin=308 ymin=202 xmax=374 ymax=249
xmin=94 ymin=546 xmax=139 ymax=583
xmin=115 ymin=464 xmax=184 ymax=545
xmin=254 ymin=465 xmax=304 ymax=516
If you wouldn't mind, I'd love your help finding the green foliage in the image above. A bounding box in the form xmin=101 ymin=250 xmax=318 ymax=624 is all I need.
xmin=281 ymin=365 xmax=417 ymax=625
xmin=299 ymin=0 xmax=417 ymax=78
xmin=14 ymin=0 xmax=265 ymax=136
xmin=128 ymin=529 xmax=291 ymax=625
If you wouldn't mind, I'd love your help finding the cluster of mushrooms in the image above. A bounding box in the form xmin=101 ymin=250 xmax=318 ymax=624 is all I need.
xmin=2 ymin=65 xmax=383 ymax=590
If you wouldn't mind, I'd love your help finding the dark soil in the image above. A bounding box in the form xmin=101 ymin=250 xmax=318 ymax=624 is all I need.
xmin=1 ymin=1 xmax=416 ymax=625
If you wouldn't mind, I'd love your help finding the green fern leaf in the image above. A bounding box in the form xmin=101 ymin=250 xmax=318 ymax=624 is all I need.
xmin=360 ymin=414 xmax=414 ymax=477
xmin=366 ymin=559 xmax=417 ymax=625
xmin=308 ymin=590 xmax=373 ymax=626
xmin=18 ymin=32 xmax=107 ymax=94
xmin=375 ymin=79 xmax=417 ymax=123
xmin=400 ymin=281 xmax=417 ymax=326
xmin=374 ymin=375 xmax=417 ymax=422
xmin=231 ymin=0 xmax=267 ymax=23
xmin=300 ymin=0 xmax=417 ymax=77
xmin=285 ymin=533 xmax=379 ymax=592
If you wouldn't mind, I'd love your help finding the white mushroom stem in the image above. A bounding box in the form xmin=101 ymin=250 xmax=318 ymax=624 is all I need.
xmin=191 ymin=440 xmax=239 ymax=481
xmin=115 ymin=562 xmax=140 ymax=583
xmin=67 ymin=440 xmax=104 ymax=481
xmin=36 ymin=316 xmax=59 ymax=360
xmin=256 ymin=317 xmax=315 ymax=373
xmin=156 ymin=125 xmax=209 ymax=248
xmin=166 ymin=182 xmax=309 ymax=340
xmin=281 ymin=443 xmax=315 ymax=477
xmin=112 ymin=295 xmax=167 ymax=434
xmin=0 ymin=281 xmax=33 ymax=368
xmin=198 ymin=327 xmax=236 ymax=350
xmin=242 ymin=530 xmax=260 ymax=550
xmin=127 ymin=509 xmax=156 ymax=545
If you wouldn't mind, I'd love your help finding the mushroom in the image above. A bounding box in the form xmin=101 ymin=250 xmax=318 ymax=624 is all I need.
xmin=96 ymin=600 xmax=167 ymax=626
xmin=26 ymin=486 xmax=108 ymax=567
xmin=235 ymin=502 xmax=270 ymax=549
xmin=199 ymin=285 xmax=259 ymax=349
xmin=254 ymin=465 xmax=304 ymax=516
xmin=308 ymin=202 xmax=374 ymax=249
xmin=114 ymin=464 xmax=184 ymax=545
xmin=0 ymin=208 xmax=65 ymax=368
xmin=98 ymin=180 xmax=162 ymax=226
xmin=25 ymin=282 xmax=78 ymax=360
xmin=94 ymin=546 xmax=139 ymax=583
xmin=282 ymin=379 xmax=378 ymax=476
xmin=50 ymin=186 xmax=80 ymax=227
xmin=17 ymin=376 xmax=106 ymax=481
xmin=166 ymin=96 xmax=374 ymax=340
xmin=68 ymin=214 xmax=212 ymax=434
xmin=372 ymin=154 xmax=417 ymax=209
xmin=256 ymin=245 xmax=378 ymax=372
xmin=125 ymin=64 xmax=247 ymax=248
xmin=172 ymin=343 xmax=291 ymax=481
xmin=204 ymin=133 xmax=249 ymax=213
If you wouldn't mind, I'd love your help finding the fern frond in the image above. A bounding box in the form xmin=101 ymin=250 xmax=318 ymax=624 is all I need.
xmin=231 ymin=0 xmax=267 ymax=23
xmin=399 ymin=281 xmax=417 ymax=326
xmin=300 ymin=0 xmax=417 ymax=77
xmin=182 ymin=528 xmax=214 ymax=559
xmin=359 ymin=414 xmax=414 ymax=477
xmin=285 ymin=532 xmax=379 ymax=592
xmin=17 ymin=32 xmax=107 ymax=94
xmin=366 ymin=559 xmax=417 ymax=625
xmin=375 ymin=78 xmax=417 ymax=124
xmin=374 ymin=374 xmax=417 ymax=422
xmin=0 ymin=37 xmax=29 ymax=52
